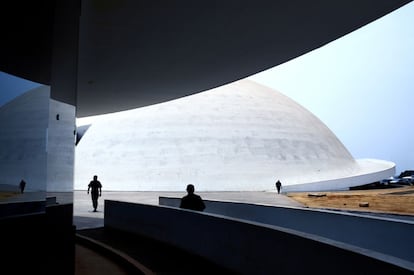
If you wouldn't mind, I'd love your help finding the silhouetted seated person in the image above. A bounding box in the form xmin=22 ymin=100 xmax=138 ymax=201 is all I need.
xmin=179 ymin=184 xmax=206 ymax=211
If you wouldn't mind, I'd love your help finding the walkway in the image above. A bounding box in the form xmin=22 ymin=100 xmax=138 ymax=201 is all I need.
xmin=75 ymin=243 xmax=132 ymax=275
xmin=72 ymin=191 xmax=304 ymax=274
xmin=73 ymin=190 xmax=304 ymax=229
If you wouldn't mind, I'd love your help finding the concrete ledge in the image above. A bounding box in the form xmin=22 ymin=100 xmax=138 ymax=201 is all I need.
xmin=105 ymin=200 xmax=413 ymax=274
xmin=0 ymin=200 xmax=45 ymax=218
xmin=76 ymin=233 xmax=155 ymax=275
xmin=159 ymin=196 xmax=414 ymax=266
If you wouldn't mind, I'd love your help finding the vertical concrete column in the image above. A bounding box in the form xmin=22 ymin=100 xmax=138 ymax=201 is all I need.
xmin=46 ymin=99 xmax=76 ymax=192
xmin=47 ymin=1 xmax=81 ymax=275
xmin=48 ymin=0 xmax=80 ymax=195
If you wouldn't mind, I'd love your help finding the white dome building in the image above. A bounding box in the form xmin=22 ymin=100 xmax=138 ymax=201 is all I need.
xmin=74 ymin=79 xmax=394 ymax=191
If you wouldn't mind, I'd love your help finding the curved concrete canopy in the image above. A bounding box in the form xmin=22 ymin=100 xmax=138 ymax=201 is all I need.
xmin=0 ymin=1 xmax=412 ymax=116
xmin=74 ymin=79 xmax=394 ymax=191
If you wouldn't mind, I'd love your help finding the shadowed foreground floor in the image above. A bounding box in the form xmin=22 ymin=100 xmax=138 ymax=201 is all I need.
xmin=76 ymin=227 xmax=238 ymax=275
xmin=73 ymin=188 xmax=414 ymax=274
xmin=72 ymin=191 xmax=301 ymax=274
xmin=75 ymin=242 xmax=132 ymax=275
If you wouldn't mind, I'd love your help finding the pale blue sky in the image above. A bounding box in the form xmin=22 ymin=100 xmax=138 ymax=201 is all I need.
xmin=250 ymin=1 xmax=414 ymax=174
xmin=1 ymin=2 xmax=413 ymax=174
xmin=0 ymin=73 xmax=40 ymax=104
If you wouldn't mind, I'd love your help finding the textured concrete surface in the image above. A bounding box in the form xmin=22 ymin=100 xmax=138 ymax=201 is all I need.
xmin=75 ymin=79 xmax=394 ymax=192
xmin=73 ymin=190 xmax=304 ymax=274
xmin=0 ymin=87 xmax=49 ymax=192
xmin=72 ymin=190 xmax=301 ymax=275
xmin=73 ymin=190 xmax=304 ymax=229
xmin=0 ymin=86 xmax=75 ymax=192
xmin=70 ymin=190 xmax=413 ymax=274
xmin=75 ymin=243 xmax=131 ymax=275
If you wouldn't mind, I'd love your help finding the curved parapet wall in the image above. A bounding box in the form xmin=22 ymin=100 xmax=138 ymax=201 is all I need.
xmin=105 ymin=200 xmax=413 ymax=274
xmin=75 ymin=79 xmax=394 ymax=191
xmin=282 ymin=159 xmax=396 ymax=192
xmin=159 ymin=197 xmax=414 ymax=265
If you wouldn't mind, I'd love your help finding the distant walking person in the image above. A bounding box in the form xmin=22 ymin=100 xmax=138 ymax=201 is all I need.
xmin=19 ymin=179 xmax=26 ymax=194
xmin=275 ymin=180 xmax=282 ymax=194
xmin=180 ymin=184 xmax=206 ymax=211
xmin=87 ymin=175 xmax=102 ymax=212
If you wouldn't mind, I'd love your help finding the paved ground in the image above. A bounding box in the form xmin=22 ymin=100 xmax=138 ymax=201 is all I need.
xmin=5 ymin=190 xmax=413 ymax=274
xmin=75 ymin=243 xmax=131 ymax=275
xmin=1 ymin=190 xmax=305 ymax=274
xmin=70 ymin=190 xmax=304 ymax=274
xmin=72 ymin=190 xmax=303 ymax=274
xmin=72 ymin=190 xmax=304 ymax=229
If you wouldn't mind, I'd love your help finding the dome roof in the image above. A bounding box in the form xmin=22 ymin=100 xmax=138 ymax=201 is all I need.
xmin=74 ymin=79 xmax=393 ymax=191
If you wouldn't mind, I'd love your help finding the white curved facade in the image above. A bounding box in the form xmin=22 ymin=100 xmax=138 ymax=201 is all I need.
xmin=74 ymin=79 xmax=394 ymax=191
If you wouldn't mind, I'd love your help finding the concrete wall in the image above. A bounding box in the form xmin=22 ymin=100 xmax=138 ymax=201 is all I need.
xmin=47 ymin=98 xmax=76 ymax=192
xmin=105 ymin=200 xmax=413 ymax=274
xmin=0 ymin=203 xmax=75 ymax=275
xmin=0 ymin=86 xmax=50 ymax=191
xmin=0 ymin=86 xmax=76 ymax=194
xmin=281 ymin=158 xmax=396 ymax=192
xmin=75 ymin=79 xmax=394 ymax=191
xmin=159 ymin=197 xmax=414 ymax=267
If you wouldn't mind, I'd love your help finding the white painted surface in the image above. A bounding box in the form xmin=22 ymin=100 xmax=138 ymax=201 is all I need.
xmin=105 ymin=200 xmax=413 ymax=273
xmin=0 ymin=87 xmax=49 ymax=191
xmin=75 ymin=80 xmax=394 ymax=191
xmin=0 ymin=86 xmax=76 ymax=192
xmin=47 ymin=98 xmax=76 ymax=192
xmin=159 ymin=196 xmax=414 ymax=265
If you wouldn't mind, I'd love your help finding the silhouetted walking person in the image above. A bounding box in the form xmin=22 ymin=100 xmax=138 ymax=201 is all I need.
xmin=275 ymin=180 xmax=282 ymax=194
xmin=87 ymin=175 xmax=102 ymax=212
xmin=180 ymin=184 xmax=205 ymax=211
xmin=19 ymin=179 xmax=26 ymax=194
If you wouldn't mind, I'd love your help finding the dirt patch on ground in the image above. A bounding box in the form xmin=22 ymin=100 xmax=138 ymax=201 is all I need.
xmin=287 ymin=186 xmax=414 ymax=216
xmin=0 ymin=192 xmax=19 ymax=200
